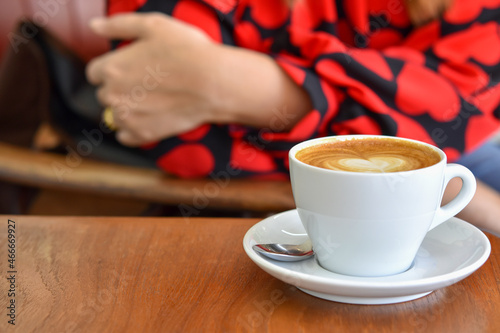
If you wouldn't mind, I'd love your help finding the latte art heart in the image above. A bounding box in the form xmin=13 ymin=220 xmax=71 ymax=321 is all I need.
xmin=337 ymin=157 xmax=406 ymax=173
xmin=296 ymin=138 xmax=441 ymax=173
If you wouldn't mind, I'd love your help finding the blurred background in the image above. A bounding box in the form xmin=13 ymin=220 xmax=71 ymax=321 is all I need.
xmin=0 ymin=0 xmax=295 ymax=218
xmin=1 ymin=0 xmax=108 ymax=62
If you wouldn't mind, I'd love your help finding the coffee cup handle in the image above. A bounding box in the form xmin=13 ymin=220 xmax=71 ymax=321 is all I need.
xmin=429 ymin=163 xmax=477 ymax=230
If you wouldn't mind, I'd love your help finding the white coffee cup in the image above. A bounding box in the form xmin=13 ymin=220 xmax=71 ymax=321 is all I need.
xmin=289 ymin=135 xmax=476 ymax=277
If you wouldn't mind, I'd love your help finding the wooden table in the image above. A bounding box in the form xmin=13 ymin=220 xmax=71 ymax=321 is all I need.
xmin=1 ymin=216 xmax=499 ymax=332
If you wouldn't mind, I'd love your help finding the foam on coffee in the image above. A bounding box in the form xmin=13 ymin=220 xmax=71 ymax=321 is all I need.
xmin=295 ymin=137 xmax=441 ymax=173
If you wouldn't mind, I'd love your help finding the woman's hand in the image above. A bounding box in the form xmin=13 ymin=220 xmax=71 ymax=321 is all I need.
xmin=86 ymin=13 xmax=220 ymax=146
xmin=87 ymin=12 xmax=312 ymax=147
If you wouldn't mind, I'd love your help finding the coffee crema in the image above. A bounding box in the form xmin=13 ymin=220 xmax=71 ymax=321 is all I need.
xmin=295 ymin=138 xmax=441 ymax=173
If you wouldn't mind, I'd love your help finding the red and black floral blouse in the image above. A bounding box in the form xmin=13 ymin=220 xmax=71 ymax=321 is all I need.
xmin=107 ymin=0 xmax=500 ymax=178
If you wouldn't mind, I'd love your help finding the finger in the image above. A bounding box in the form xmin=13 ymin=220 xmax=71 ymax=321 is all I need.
xmin=86 ymin=47 xmax=129 ymax=87
xmin=115 ymin=113 xmax=160 ymax=146
xmin=86 ymin=54 xmax=109 ymax=85
xmin=89 ymin=13 xmax=158 ymax=40
xmin=95 ymin=83 xmax=128 ymax=109
xmin=116 ymin=129 xmax=154 ymax=147
xmin=111 ymin=106 xmax=133 ymax=130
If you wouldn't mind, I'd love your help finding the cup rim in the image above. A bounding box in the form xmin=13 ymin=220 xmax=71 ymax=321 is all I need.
xmin=289 ymin=135 xmax=446 ymax=175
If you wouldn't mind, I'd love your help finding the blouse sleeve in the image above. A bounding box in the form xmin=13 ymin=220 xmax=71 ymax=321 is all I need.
xmin=236 ymin=0 xmax=500 ymax=162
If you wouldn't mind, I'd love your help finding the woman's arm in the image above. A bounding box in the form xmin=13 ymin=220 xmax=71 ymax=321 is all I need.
xmin=444 ymin=179 xmax=500 ymax=237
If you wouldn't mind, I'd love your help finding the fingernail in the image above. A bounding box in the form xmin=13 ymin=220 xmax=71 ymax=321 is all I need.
xmin=89 ymin=17 xmax=106 ymax=31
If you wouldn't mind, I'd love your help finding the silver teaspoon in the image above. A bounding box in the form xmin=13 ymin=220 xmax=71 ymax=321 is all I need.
xmin=252 ymin=240 xmax=314 ymax=262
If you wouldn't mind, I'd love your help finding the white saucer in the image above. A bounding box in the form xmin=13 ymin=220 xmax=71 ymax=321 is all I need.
xmin=243 ymin=210 xmax=491 ymax=305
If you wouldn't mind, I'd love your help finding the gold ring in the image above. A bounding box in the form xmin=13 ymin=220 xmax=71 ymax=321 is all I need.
xmin=103 ymin=106 xmax=118 ymax=130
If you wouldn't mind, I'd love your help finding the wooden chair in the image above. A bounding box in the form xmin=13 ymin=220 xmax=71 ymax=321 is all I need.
xmin=0 ymin=142 xmax=295 ymax=216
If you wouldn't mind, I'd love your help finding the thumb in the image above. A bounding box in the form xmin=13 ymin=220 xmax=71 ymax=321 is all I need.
xmin=89 ymin=13 xmax=154 ymax=40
